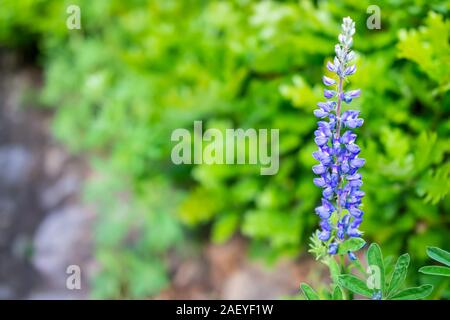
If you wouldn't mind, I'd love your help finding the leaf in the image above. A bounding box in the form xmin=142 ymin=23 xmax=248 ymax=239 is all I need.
xmin=367 ymin=243 xmax=385 ymax=295
xmin=426 ymin=247 xmax=450 ymax=267
xmin=420 ymin=164 xmax=450 ymax=204
xmin=413 ymin=132 xmax=438 ymax=172
xmin=242 ymin=210 xmax=302 ymax=248
xmin=419 ymin=266 xmax=450 ymax=277
xmin=383 ymin=255 xmax=395 ymax=273
xmin=397 ymin=12 xmax=450 ymax=86
xmin=352 ymin=258 xmax=366 ymax=274
xmin=178 ymin=188 xmax=222 ymax=225
xmin=211 ymin=212 xmax=239 ymax=244
xmin=308 ymin=232 xmax=328 ymax=261
xmin=338 ymin=274 xmax=373 ymax=298
xmin=332 ymin=285 xmax=344 ymax=300
xmin=387 ymin=253 xmax=410 ymax=296
xmin=389 ymin=285 xmax=434 ymax=300
xmin=337 ymin=238 xmax=366 ymax=254
xmin=128 ymin=258 xmax=169 ymax=298
xmin=300 ymin=283 xmax=320 ymax=300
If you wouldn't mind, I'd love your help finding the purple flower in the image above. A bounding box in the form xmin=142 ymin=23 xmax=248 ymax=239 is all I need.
xmin=312 ymin=16 xmax=365 ymax=255
xmin=346 ymin=143 xmax=361 ymax=154
xmin=317 ymin=121 xmax=333 ymax=135
xmin=340 ymin=130 xmax=356 ymax=144
xmin=318 ymin=230 xmax=331 ymax=241
xmin=328 ymin=243 xmax=339 ymax=254
xmin=351 ymin=218 xmax=363 ymax=229
xmin=326 ymin=61 xmax=336 ymax=72
xmin=323 ymin=186 xmax=334 ymax=199
xmin=337 ymin=226 xmax=345 ymax=240
xmin=348 ymin=251 xmax=357 ymax=261
xmin=347 ymin=89 xmax=361 ymax=98
xmin=314 ymin=109 xmax=328 ymax=118
xmin=350 ymin=157 xmax=365 ymax=168
xmin=345 ymin=65 xmax=356 ymax=76
xmin=342 ymin=110 xmax=364 ymax=128
xmin=320 ymin=219 xmax=332 ymax=231
xmin=314 ymin=136 xmax=328 ymax=146
xmin=312 ymin=164 xmax=326 ymax=175
xmin=313 ymin=177 xmax=326 ymax=187
xmin=372 ymin=291 xmax=382 ymax=300
xmin=347 ymin=228 xmax=362 ymax=238
xmin=317 ymin=101 xmax=336 ymax=112
xmin=324 ymin=89 xmax=336 ymax=99
xmin=312 ymin=149 xmax=332 ymax=166
xmin=315 ymin=206 xmax=331 ymax=219
xmin=341 ymin=89 xmax=360 ymax=103
xmin=347 ymin=51 xmax=355 ymax=61
xmin=322 ymin=76 xmax=336 ymax=86
xmin=349 ymin=207 xmax=363 ymax=218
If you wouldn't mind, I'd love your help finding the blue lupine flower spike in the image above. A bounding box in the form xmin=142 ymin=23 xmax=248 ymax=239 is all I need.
xmin=312 ymin=17 xmax=365 ymax=255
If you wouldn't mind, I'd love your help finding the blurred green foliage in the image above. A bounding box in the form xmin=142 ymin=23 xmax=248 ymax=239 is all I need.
xmin=1 ymin=0 xmax=449 ymax=298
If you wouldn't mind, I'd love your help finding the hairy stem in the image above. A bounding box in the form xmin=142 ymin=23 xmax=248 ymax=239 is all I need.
xmin=335 ymin=76 xmax=344 ymax=219
xmin=335 ymin=77 xmax=344 ymax=139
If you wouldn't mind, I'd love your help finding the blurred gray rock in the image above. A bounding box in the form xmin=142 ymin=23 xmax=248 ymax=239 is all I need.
xmin=0 ymin=285 xmax=14 ymax=299
xmin=0 ymin=145 xmax=32 ymax=187
xmin=43 ymin=146 xmax=69 ymax=178
xmin=32 ymin=205 xmax=91 ymax=287
xmin=40 ymin=173 xmax=80 ymax=210
xmin=27 ymin=288 xmax=86 ymax=300
xmin=0 ymin=197 xmax=15 ymax=245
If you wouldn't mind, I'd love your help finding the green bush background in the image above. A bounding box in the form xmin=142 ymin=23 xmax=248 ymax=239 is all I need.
xmin=1 ymin=0 xmax=449 ymax=298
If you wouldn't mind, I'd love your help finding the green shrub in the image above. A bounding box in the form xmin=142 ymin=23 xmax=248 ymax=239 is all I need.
xmin=1 ymin=0 xmax=448 ymax=297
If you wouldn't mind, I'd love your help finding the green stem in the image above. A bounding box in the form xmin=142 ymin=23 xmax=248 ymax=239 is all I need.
xmin=353 ymin=257 xmax=366 ymax=274
xmin=335 ymin=77 xmax=344 ymax=139
xmin=334 ymin=76 xmax=344 ymax=220
xmin=339 ymin=254 xmax=346 ymax=273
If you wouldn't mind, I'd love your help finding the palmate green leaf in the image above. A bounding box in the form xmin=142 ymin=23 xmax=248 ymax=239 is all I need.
xmin=419 ymin=266 xmax=450 ymax=277
xmin=426 ymin=247 xmax=450 ymax=266
xmin=332 ymin=285 xmax=344 ymax=300
xmin=419 ymin=164 xmax=450 ymax=204
xmin=387 ymin=253 xmax=410 ymax=297
xmin=413 ymin=132 xmax=439 ymax=173
xmin=383 ymin=255 xmax=395 ymax=275
xmin=337 ymin=238 xmax=366 ymax=255
xmin=389 ymin=285 xmax=434 ymax=300
xmin=300 ymin=283 xmax=320 ymax=300
xmin=308 ymin=233 xmax=328 ymax=261
xmin=338 ymin=274 xmax=373 ymax=298
xmin=367 ymin=243 xmax=385 ymax=295
xmin=398 ymin=12 xmax=450 ymax=86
